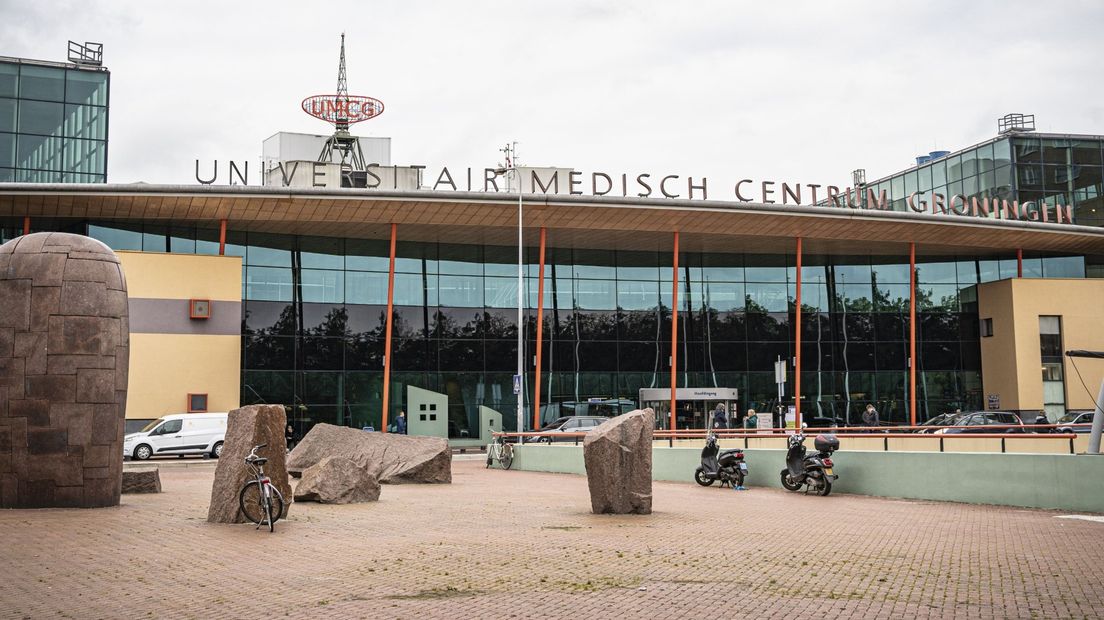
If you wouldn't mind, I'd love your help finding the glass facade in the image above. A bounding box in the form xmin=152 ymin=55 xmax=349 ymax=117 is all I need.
xmin=0 ymin=59 xmax=109 ymax=183
xmin=859 ymin=134 xmax=1104 ymax=228
xmin=38 ymin=219 xmax=1078 ymax=436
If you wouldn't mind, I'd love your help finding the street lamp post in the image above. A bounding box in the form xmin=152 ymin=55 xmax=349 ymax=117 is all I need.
xmin=497 ymin=142 xmax=524 ymax=441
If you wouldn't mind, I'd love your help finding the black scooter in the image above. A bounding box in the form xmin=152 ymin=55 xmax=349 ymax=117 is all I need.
xmin=695 ymin=432 xmax=748 ymax=489
xmin=780 ymin=433 xmax=839 ymax=496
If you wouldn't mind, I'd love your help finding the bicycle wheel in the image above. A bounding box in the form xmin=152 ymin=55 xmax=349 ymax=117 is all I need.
xmin=500 ymin=443 xmax=514 ymax=470
xmin=239 ymin=481 xmax=266 ymax=525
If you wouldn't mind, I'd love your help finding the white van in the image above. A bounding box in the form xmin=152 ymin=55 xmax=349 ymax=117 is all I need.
xmin=123 ymin=413 xmax=228 ymax=460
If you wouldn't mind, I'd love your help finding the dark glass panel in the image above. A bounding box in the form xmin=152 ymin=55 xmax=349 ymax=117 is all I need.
xmin=243 ymin=301 xmax=296 ymax=336
xmin=746 ymin=341 xmax=790 ymax=372
xmin=393 ymin=305 xmax=430 ymax=339
xmin=243 ymin=335 xmax=294 ymax=370
xmin=705 ymin=342 xmax=746 ymax=372
xmin=746 ymin=312 xmax=788 ymax=341
xmin=345 ymin=336 xmax=383 ymax=371
xmin=438 ymin=242 xmax=483 ymax=275
xmin=0 ymin=64 xmax=15 ymax=97
xmin=434 ymin=307 xmax=483 ymax=339
xmin=300 ymin=303 xmax=348 ymax=337
xmin=840 ymin=313 xmax=875 ymax=342
xmin=484 ymin=308 xmax=519 ymax=339
xmin=346 ymin=304 xmax=386 ymax=338
xmin=619 ymin=309 xmax=661 ymax=341
xmin=618 ymin=341 xmax=661 ymax=372
xmin=241 ymin=370 xmax=294 ymax=406
xmin=875 ymin=342 xmax=907 ymax=371
xmin=392 ymin=338 xmax=430 ymax=369
xmin=920 ymin=343 xmax=960 ymax=370
xmin=838 ymin=342 xmax=875 ymax=371
xmin=484 ymin=340 xmax=518 ymax=371
xmin=574 ymin=309 xmax=618 ymax=340
xmin=300 ymin=236 xmax=344 ymax=269
xmin=577 ymin=341 xmax=618 ymax=371
xmin=800 ymin=341 xmax=835 ymax=372
xmin=345 ymin=238 xmax=389 ymax=271
xmin=438 ymin=339 xmax=482 ymax=371
xmin=302 ymin=370 xmax=342 ymax=405
xmin=300 ymin=336 xmax=344 ymax=370
xmin=919 ymin=312 xmax=960 ymax=341
xmin=961 ymin=342 xmax=981 ymax=371
xmin=19 ymin=65 xmax=64 ymax=101
xmin=707 ymin=311 xmax=746 ymax=341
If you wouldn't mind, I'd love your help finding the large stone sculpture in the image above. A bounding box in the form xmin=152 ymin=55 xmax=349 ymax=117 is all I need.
xmin=294 ymin=456 xmax=381 ymax=504
xmin=207 ymin=404 xmax=292 ymax=523
xmin=583 ymin=409 xmax=654 ymax=515
xmin=0 ymin=233 xmax=129 ymax=509
xmin=287 ymin=423 xmax=451 ymax=484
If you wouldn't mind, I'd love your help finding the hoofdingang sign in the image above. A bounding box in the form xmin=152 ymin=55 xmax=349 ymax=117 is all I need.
xmin=194 ymin=159 xmax=1076 ymax=226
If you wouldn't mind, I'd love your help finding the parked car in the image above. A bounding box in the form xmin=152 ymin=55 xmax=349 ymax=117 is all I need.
xmin=526 ymin=416 xmax=608 ymax=443
xmin=1056 ymin=410 xmax=1096 ymax=433
xmin=123 ymin=412 xmax=228 ymax=460
xmin=931 ymin=411 xmax=1025 ymax=434
xmin=916 ymin=413 xmax=960 ymax=433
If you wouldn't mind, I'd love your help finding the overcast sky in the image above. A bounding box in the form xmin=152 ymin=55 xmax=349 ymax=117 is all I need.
xmin=3 ymin=0 xmax=1103 ymax=189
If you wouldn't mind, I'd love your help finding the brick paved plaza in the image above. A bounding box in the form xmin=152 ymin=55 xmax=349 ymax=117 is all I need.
xmin=2 ymin=458 xmax=1103 ymax=619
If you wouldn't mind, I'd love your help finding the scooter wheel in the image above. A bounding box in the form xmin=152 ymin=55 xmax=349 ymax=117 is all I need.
xmin=780 ymin=469 xmax=802 ymax=492
xmin=694 ymin=468 xmax=714 ymax=487
xmin=817 ymin=478 xmax=832 ymax=497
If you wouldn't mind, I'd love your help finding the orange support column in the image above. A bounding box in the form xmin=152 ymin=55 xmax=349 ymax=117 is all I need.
xmin=1016 ymin=248 xmax=1023 ymax=278
xmin=669 ymin=231 xmax=680 ymax=432
xmin=22 ymin=216 xmax=30 ymax=236
xmin=218 ymin=219 xmax=227 ymax=256
xmin=794 ymin=237 xmax=802 ymax=429
xmin=533 ymin=227 xmax=547 ymax=430
xmin=909 ymin=242 xmax=917 ymax=426
xmin=381 ymin=223 xmax=398 ymax=432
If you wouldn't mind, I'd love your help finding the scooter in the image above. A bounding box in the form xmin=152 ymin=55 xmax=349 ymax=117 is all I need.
xmin=780 ymin=433 xmax=839 ymax=496
xmin=695 ymin=432 xmax=748 ymax=489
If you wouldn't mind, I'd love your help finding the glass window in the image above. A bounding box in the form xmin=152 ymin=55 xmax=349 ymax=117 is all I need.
xmin=839 ymin=283 xmax=873 ymax=311
xmin=956 ymin=261 xmax=978 ymax=284
xmin=300 ymin=236 xmax=344 ymax=269
xmin=0 ymin=63 xmax=16 ymax=98
xmin=872 ymin=262 xmax=910 ymax=284
xmin=575 ymin=279 xmax=616 ymax=310
xmin=904 ymin=170 xmax=918 ymax=196
xmin=745 ymin=282 xmax=788 ymax=313
xmin=345 ymin=239 xmax=389 ymax=271
xmin=931 ymin=159 xmax=946 ymax=187
xmin=946 ymin=154 xmax=963 ymax=183
xmin=62 ymin=104 xmax=106 ymax=140
xmin=17 ymin=99 xmax=62 ymax=135
xmin=704 ymin=281 xmax=744 ymax=311
xmin=617 ymin=279 xmax=659 ymax=310
xmin=18 ymin=65 xmax=64 ymax=101
xmin=439 ymin=243 xmax=483 ymax=275
xmin=301 ymin=269 xmax=344 ymax=303
xmin=1014 ymin=138 xmax=1041 ymax=163
xmin=246 ymin=267 xmax=294 ymax=302
xmin=1021 ymin=257 xmax=1043 ymax=278
xmin=744 ymin=255 xmax=789 ymax=282
xmin=1042 ymin=256 xmax=1085 ymax=278
xmin=65 ymin=69 xmax=108 ymax=106
xmin=0 ymin=132 xmax=12 ymax=168
xmin=394 ymin=272 xmax=429 ymax=305
xmin=916 ymin=261 xmax=957 ymax=284
xmin=960 ymin=149 xmax=978 ymax=177
xmin=63 ymin=138 xmax=105 ymax=174
xmin=484 ymin=276 xmax=519 ymax=308
xmin=835 ymin=262 xmax=872 ymax=285
xmin=1040 ymin=139 xmax=1070 ymax=165
xmin=573 ymin=249 xmax=616 ymax=279
xmin=345 ymin=270 xmax=388 ymax=305
xmin=247 ymin=234 xmax=293 ymax=267
xmin=874 ymin=283 xmax=909 ymax=312
xmin=142 ymin=228 xmax=167 ymax=252
xmin=1070 ymin=140 xmax=1103 ymax=166
xmin=0 ymin=98 xmax=14 ymax=133
xmin=916 ymin=165 xmax=932 ymax=192
xmin=993 ymin=139 xmax=1012 ymax=166
xmin=975 ymin=143 xmax=995 ymax=173
xmin=917 ymin=284 xmax=959 ymax=311
xmin=438 ymin=274 xmax=483 ymax=307
xmin=88 ymin=224 xmax=142 ymax=250
xmin=890 ymin=175 xmax=904 ymax=201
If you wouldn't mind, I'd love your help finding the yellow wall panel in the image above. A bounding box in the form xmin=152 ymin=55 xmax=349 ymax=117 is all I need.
xmin=117 ymin=252 xmax=242 ymax=301
xmin=126 ymin=334 xmax=241 ymax=420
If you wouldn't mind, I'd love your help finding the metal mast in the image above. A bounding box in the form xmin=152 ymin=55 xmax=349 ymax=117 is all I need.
xmin=319 ymin=33 xmax=366 ymax=171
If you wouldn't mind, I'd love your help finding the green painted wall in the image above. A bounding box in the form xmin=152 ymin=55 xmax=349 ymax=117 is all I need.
xmin=510 ymin=445 xmax=1104 ymax=513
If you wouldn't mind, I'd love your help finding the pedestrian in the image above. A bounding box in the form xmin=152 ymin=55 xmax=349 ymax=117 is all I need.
xmin=396 ymin=410 xmax=407 ymax=435
xmin=862 ymin=403 xmax=880 ymax=430
xmin=713 ymin=404 xmax=727 ymax=429
xmin=284 ymin=424 xmax=295 ymax=451
xmin=744 ymin=409 xmax=759 ymax=430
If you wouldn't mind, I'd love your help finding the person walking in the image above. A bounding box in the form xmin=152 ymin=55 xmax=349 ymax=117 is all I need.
xmin=396 ymin=410 xmax=408 ymax=435
xmin=862 ymin=404 xmax=880 ymax=430
xmin=713 ymin=404 xmax=727 ymax=429
xmin=284 ymin=424 xmax=295 ymax=451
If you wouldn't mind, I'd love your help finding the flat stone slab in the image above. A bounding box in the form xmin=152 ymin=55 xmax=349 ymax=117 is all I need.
xmin=121 ymin=468 xmax=161 ymax=494
xmin=287 ymin=423 xmax=450 ymax=484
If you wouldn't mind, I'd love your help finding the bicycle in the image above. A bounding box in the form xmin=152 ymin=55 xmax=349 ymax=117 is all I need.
xmin=239 ymin=443 xmax=285 ymax=532
xmin=486 ymin=431 xmax=514 ymax=470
